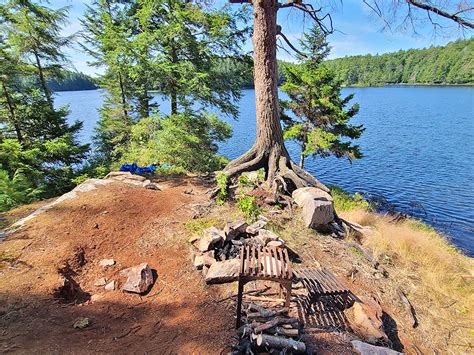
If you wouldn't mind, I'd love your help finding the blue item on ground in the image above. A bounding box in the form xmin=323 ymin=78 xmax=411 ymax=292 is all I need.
xmin=119 ymin=162 xmax=156 ymax=175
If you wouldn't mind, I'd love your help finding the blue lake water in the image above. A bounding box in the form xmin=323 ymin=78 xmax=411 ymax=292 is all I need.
xmin=55 ymin=87 xmax=474 ymax=256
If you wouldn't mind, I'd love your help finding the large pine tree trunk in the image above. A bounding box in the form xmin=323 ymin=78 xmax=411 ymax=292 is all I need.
xmin=224 ymin=0 xmax=328 ymax=193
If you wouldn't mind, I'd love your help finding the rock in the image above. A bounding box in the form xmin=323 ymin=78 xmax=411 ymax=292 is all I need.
xmin=94 ymin=277 xmax=107 ymax=286
xmin=351 ymin=340 xmax=402 ymax=355
xmin=99 ymin=258 xmax=115 ymax=268
xmin=105 ymin=171 xmax=132 ymax=179
xmin=194 ymin=251 xmax=216 ymax=270
xmin=73 ymin=317 xmax=90 ymax=329
xmin=192 ymin=227 xmax=224 ymax=252
xmin=90 ymin=294 xmax=103 ymax=302
xmin=349 ymin=297 xmax=388 ymax=344
xmin=144 ymin=182 xmax=161 ymax=190
xmin=104 ymin=280 xmax=115 ymax=291
xmin=121 ymin=263 xmax=154 ymax=294
xmin=292 ymin=187 xmax=333 ymax=207
xmin=183 ymin=188 xmax=194 ymax=194
xmin=201 ymin=265 xmax=209 ymax=277
xmin=205 ymin=259 xmax=241 ymax=284
xmin=142 ymin=179 xmax=151 ymax=186
xmin=267 ymin=240 xmax=285 ymax=248
xmin=257 ymin=229 xmax=279 ymax=245
xmin=124 ymin=174 xmax=146 ymax=182
xmin=246 ymin=220 xmax=268 ymax=235
xmin=300 ymin=195 xmax=335 ymax=229
xmin=224 ymin=220 xmax=248 ymax=241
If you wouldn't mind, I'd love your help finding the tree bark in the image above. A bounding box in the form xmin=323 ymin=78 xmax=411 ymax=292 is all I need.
xmin=33 ymin=49 xmax=53 ymax=108
xmin=1 ymin=80 xmax=23 ymax=144
xmin=223 ymin=0 xmax=328 ymax=194
xmin=170 ymin=43 xmax=178 ymax=115
xmin=117 ymin=71 xmax=129 ymax=119
xmin=299 ymin=132 xmax=307 ymax=169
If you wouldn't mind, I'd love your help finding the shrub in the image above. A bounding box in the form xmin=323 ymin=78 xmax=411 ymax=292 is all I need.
xmin=237 ymin=193 xmax=261 ymax=222
xmin=0 ymin=169 xmax=42 ymax=212
xmin=216 ymin=172 xmax=228 ymax=205
xmin=329 ymin=185 xmax=371 ymax=212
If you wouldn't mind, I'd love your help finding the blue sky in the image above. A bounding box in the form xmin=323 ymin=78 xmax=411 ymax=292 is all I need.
xmin=55 ymin=0 xmax=471 ymax=76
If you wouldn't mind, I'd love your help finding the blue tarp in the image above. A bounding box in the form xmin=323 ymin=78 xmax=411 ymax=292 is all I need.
xmin=119 ymin=162 xmax=156 ymax=175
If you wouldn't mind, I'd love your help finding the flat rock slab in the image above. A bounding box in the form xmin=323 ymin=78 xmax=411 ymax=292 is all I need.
xmin=246 ymin=220 xmax=268 ymax=235
xmin=205 ymin=259 xmax=240 ymax=284
xmin=121 ymin=263 xmax=154 ymax=294
xmin=224 ymin=220 xmax=248 ymax=241
xmin=351 ymin=340 xmax=402 ymax=355
xmin=257 ymin=229 xmax=280 ymax=245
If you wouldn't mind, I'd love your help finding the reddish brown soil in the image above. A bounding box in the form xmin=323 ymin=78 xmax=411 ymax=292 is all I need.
xmin=0 ymin=178 xmax=235 ymax=354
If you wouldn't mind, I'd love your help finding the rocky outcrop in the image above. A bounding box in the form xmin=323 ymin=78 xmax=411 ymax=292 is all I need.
xmin=292 ymin=187 xmax=335 ymax=229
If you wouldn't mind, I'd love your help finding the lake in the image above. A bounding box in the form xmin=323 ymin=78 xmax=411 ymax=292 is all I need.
xmin=55 ymin=87 xmax=474 ymax=256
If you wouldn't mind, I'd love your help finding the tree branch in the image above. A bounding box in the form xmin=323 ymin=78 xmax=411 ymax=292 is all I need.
xmin=406 ymin=0 xmax=474 ymax=29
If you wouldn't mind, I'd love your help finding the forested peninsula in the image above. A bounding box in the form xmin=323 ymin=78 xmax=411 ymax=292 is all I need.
xmin=325 ymin=38 xmax=473 ymax=86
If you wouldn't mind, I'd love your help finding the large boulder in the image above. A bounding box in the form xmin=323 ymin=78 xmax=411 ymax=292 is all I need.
xmin=120 ymin=263 xmax=154 ymax=294
xmin=348 ymin=297 xmax=389 ymax=344
xmin=205 ymin=259 xmax=240 ymax=284
xmin=292 ymin=187 xmax=335 ymax=229
xmin=351 ymin=340 xmax=402 ymax=355
xmin=192 ymin=227 xmax=224 ymax=252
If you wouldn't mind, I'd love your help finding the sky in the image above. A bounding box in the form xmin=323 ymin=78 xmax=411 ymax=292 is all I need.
xmin=54 ymin=0 xmax=471 ymax=76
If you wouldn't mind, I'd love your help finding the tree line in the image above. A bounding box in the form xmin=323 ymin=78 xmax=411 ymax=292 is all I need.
xmin=324 ymin=38 xmax=473 ymax=86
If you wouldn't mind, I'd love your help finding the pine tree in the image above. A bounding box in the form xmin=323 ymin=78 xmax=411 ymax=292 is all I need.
xmin=280 ymin=27 xmax=364 ymax=169
xmin=0 ymin=0 xmax=89 ymax=208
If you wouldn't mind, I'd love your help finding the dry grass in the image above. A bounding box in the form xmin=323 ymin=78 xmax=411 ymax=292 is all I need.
xmin=341 ymin=208 xmax=474 ymax=353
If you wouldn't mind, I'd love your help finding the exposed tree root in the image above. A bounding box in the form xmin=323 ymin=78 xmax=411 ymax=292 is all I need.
xmin=223 ymin=144 xmax=328 ymax=196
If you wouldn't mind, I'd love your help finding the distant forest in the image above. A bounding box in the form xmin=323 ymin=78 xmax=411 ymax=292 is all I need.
xmin=52 ymin=39 xmax=473 ymax=91
xmin=48 ymin=71 xmax=97 ymax=91
xmin=325 ymin=38 xmax=473 ymax=86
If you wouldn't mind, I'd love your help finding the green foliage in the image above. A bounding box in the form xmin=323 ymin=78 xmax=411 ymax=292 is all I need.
xmin=236 ymin=193 xmax=261 ymax=223
xmin=0 ymin=169 xmax=42 ymax=212
xmin=153 ymin=113 xmax=232 ymax=173
xmin=0 ymin=1 xmax=89 ymax=211
xmin=216 ymin=172 xmax=229 ymax=205
xmin=325 ymin=38 xmax=474 ymax=86
xmin=281 ymin=27 xmax=364 ymax=167
xmin=329 ymin=185 xmax=371 ymax=212
xmin=82 ymin=0 xmax=247 ymax=167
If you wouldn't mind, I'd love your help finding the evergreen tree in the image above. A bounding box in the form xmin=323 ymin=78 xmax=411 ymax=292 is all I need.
xmin=0 ymin=0 xmax=89 ymax=209
xmin=281 ymin=27 xmax=364 ymax=169
xmin=82 ymin=0 xmax=249 ymax=170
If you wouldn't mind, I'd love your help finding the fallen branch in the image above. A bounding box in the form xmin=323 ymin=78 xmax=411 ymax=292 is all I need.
xmin=397 ymin=288 xmax=418 ymax=328
xmin=254 ymin=316 xmax=298 ymax=333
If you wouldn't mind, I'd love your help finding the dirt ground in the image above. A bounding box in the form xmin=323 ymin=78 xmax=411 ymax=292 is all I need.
xmin=0 ymin=177 xmax=236 ymax=354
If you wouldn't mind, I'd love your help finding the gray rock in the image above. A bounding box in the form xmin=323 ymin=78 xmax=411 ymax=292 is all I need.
xmin=99 ymin=258 xmax=115 ymax=268
xmin=192 ymin=227 xmax=224 ymax=252
xmin=292 ymin=187 xmax=335 ymax=229
xmin=351 ymin=340 xmax=402 ymax=355
xmin=224 ymin=220 xmax=248 ymax=241
xmin=94 ymin=277 xmax=107 ymax=286
xmin=257 ymin=229 xmax=280 ymax=245
xmin=105 ymin=171 xmax=132 ymax=179
xmin=205 ymin=259 xmax=241 ymax=284
xmin=104 ymin=280 xmax=115 ymax=291
xmin=292 ymin=187 xmax=333 ymax=207
xmin=301 ymin=198 xmax=335 ymax=228
xmin=267 ymin=240 xmax=285 ymax=248
xmin=144 ymin=182 xmax=161 ymax=190
xmin=246 ymin=220 xmax=268 ymax=235
xmin=73 ymin=317 xmax=90 ymax=329
xmin=194 ymin=250 xmax=216 ymax=270
xmin=121 ymin=263 xmax=154 ymax=294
